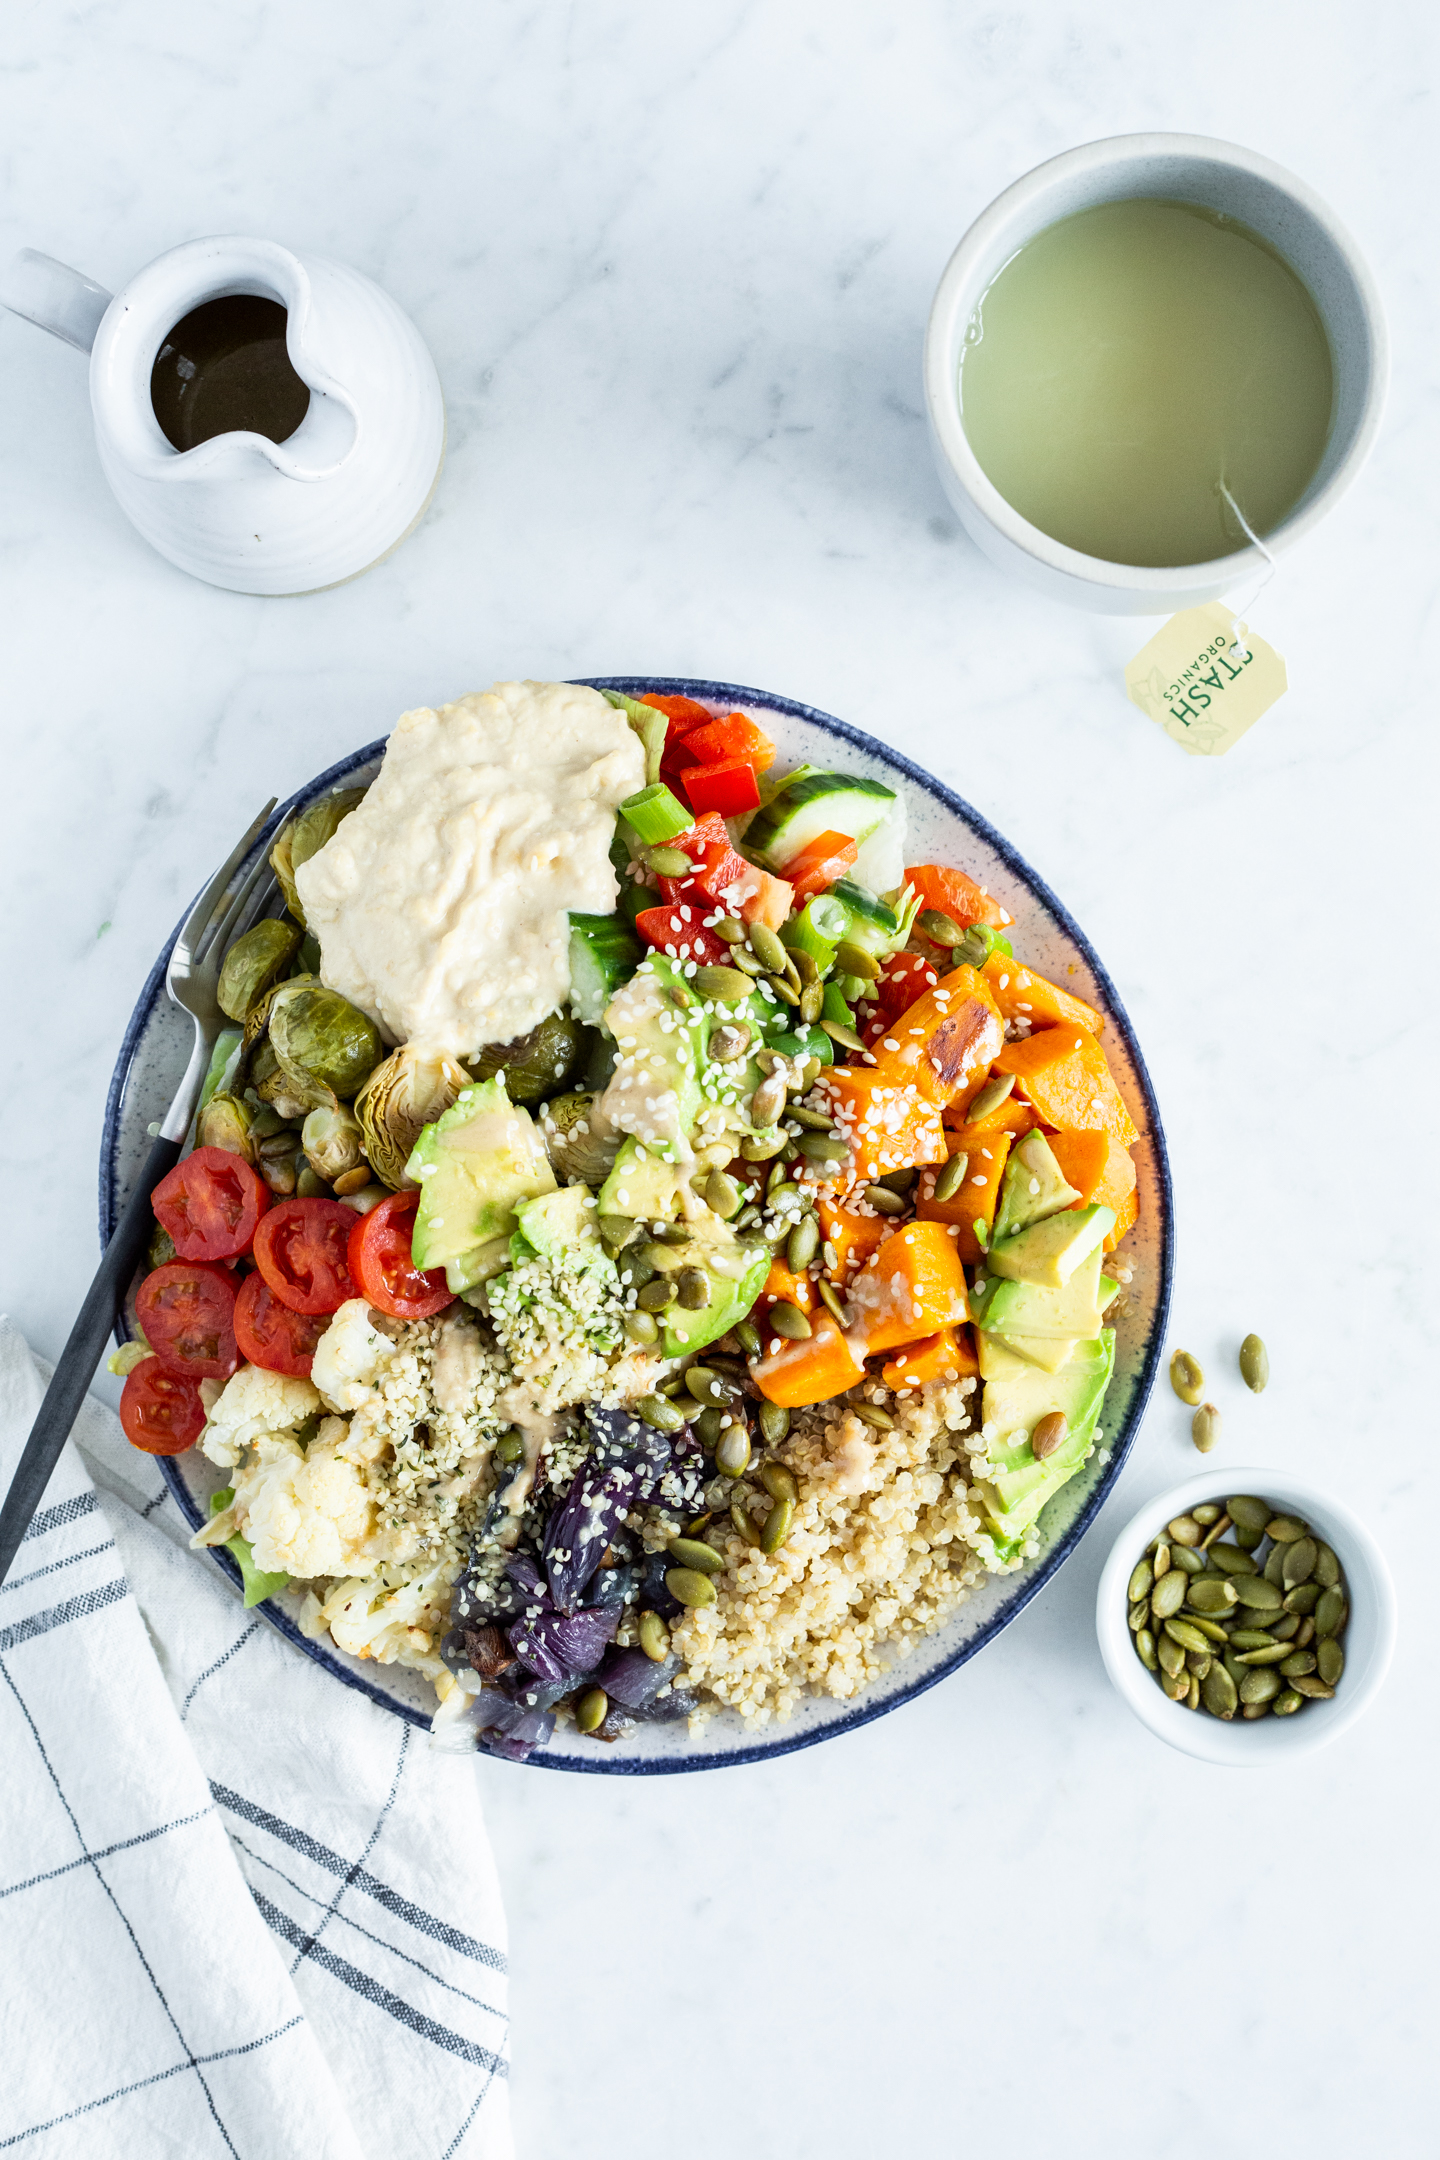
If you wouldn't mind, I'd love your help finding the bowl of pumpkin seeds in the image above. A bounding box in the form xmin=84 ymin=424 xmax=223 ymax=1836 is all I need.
xmin=1096 ymin=1468 xmax=1397 ymax=1764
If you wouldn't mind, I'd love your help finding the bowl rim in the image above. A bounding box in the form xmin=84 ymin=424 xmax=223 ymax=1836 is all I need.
xmin=1095 ymin=1463 xmax=1398 ymax=1765
xmin=923 ymin=129 xmax=1390 ymax=595
xmin=101 ymin=674 xmax=1174 ymax=1773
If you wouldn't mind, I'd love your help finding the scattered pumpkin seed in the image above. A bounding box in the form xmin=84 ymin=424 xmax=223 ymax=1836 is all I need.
xmin=757 ymin=1401 xmax=790 ymax=1447
xmin=797 ymin=1132 xmax=849 ymax=1164
xmin=1169 ymin=1349 xmax=1205 ymax=1406
xmin=693 ymin=964 xmax=756 ymax=1003
xmin=637 ymin=1278 xmax=677 ymax=1311
xmin=787 ymin=1217 xmax=820 ymax=1272
xmin=853 ymin=1399 xmax=896 ymax=1432
xmin=916 ymin=908 xmax=967 ymax=947
xmin=863 ymin=1184 xmax=907 ymax=1216
xmin=495 ymin=1429 xmax=525 ymax=1465
xmin=758 ymin=1460 xmax=798 ymax=1504
xmin=767 ymin=1301 xmax=811 ymax=1341
xmin=933 ymin=1152 xmax=970 ymax=1203
xmin=666 ymin=1566 xmax=717 ymax=1608
xmin=1239 ymin=1333 xmax=1270 ymax=1392
xmin=745 ymin=923 xmax=788 ymax=974
xmin=759 ymin=1497 xmax=795 ymax=1554
xmin=637 ymin=1610 xmax=671 ymax=1663
xmin=816 ymin=1277 xmax=847 ymax=1326
xmin=1192 ymin=1402 xmax=1221 ymax=1454
xmin=576 ymin=1687 xmax=608 ymax=1732
xmin=667 ymin=1535 xmax=724 ymax=1575
xmin=676 ymin=1266 xmax=711 ymax=1310
xmin=714 ymin=1424 xmax=752 ymax=1477
xmin=624 ymin=1309 xmax=659 ymax=1347
xmin=966 ymin=1073 xmax=1017 ymax=1123
xmin=636 ymin=1393 xmax=685 ymax=1432
xmin=835 ymin=939 xmax=881 ymax=981
xmin=731 ymin=946 xmax=766 ymax=975
xmin=708 ymin=1024 xmax=752 ymax=1065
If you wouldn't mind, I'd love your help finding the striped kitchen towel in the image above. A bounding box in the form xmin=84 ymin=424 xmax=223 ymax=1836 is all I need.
xmin=0 ymin=1316 xmax=511 ymax=2160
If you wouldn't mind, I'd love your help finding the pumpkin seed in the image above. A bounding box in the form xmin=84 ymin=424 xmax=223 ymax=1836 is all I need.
xmin=853 ymin=1399 xmax=896 ymax=1431
xmin=797 ymin=1132 xmax=848 ymax=1165
xmin=1226 ymin=1494 xmax=1271 ymax=1533
xmin=637 ymin=1278 xmax=677 ymax=1311
xmin=1282 ymin=1536 xmax=1317 ymax=1588
xmin=712 ymin=915 xmax=746 ymax=945
xmin=931 ymin=1151 xmax=971 ymax=1205
xmin=1238 ymin=1333 xmax=1270 ymax=1392
xmin=740 ymin=1130 xmax=789 ymax=1162
xmin=957 ymin=925 xmax=997 ymax=967
xmin=1294 ymin=1618 xmax=1316 ymax=1649
xmin=1241 ymin=1701 xmax=1272 ymax=1720
xmin=797 ymin=981 xmax=823 ymax=1025
xmin=1169 ymin=1349 xmax=1205 ymax=1405
xmin=1136 ymin=1628 xmax=1159 ymax=1672
xmin=645 ymin=845 xmax=694 ymax=878
xmin=1127 ymin=1559 xmax=1155 ymax=1604
xmin=693 ymin=965 xmax=756 ymax=1003
xmin=1167 ymin=1515 xmax=1202 ymax=1548
xmin=821 ymin=1018 xmax=866 ymax=1055
xmin=1317 ymin=1638 xmax=1345 ymax=1686
xmin=1263 ymin=1542 xmax=1289 ymax=1585
xmin=862 ymin=1184 xmax=907 ymax=1216
xmin=1288 ymin=1674 xmax=1335 ymax=1699
xmin=1279 ymin=1650 xmax=1317 ymax=1678
xmin=966 ymin=1073 xmax=1017 ymax=1123
xmin=683 ymin=1366 xmax=728 ymax=1404
xmin=1314 ymin=1586 xmax=1346 ymax=1639
xmin=788 ymin=949 xmax=819 ymax=988
xmin=575 ymin=1687 xmax=608 ymax=1732
xmin=759 ymin=1497 xmax=795 ymax=1554
xmin=666 ymin=1566 xmax=717 ymax=1608
xmin=1192 ymin=1403 xmax=1221 ymax=1454
xmin=1181 ymin=1612 xmax=1228 ymax=1644
xmin=816 ymin=1277 xmax=847 ymax=1326
xmin=1232 ymin=1575 xmax=1284 ymax=1612
xmin=703 ymin=1169 xmax=742 ymax=1222
xmin=787 ymin=1218 xmax=820 ymax=1272
xmin=1313 ymin=1542 xmax=1341 ymax=1589
xmin=1202 ymin=1664 xmax=1239 ymax=1719
xmin=757 ymin=1401 xmax=790 ymax=1447
xmin=495 ymin=1429 xmax=525 ymax=1465
xmin=1186 ymin=1676 xmax=1201 ymax=1710
xmin=638 ymin=1610 xmax=671 ymax=1662
xmin=1169 ymin=1544 xmax=1206 ymax=1575
xmin=667 ymin=1535 xmax=724 ymax=1575
xmin=1267 ymin=1515 xmax=1307 ymax=1542
xmin=625 ymin=1309 xmax=660 ymax=1347
xmin=1186 ymin=1578 xmax=1238 ymax=1616
xmin=1271 ymin=1690 xmax=1304 ymax=1716
xmin=749 ymin=1073 xmax=789 ymax=1128
xmin=694 ymin=1407 xmax=724 ymax=1448
xmin=1152 ymin=1542 xmax=1172 ymax=1578
xmin=1230 ymin=1629 xmax=1276 ymax=1650
xmin=1236 ymin=1644 xmax=1292 ymax=1666
xmin=648 ymin=1220 xmax=693 ymax=1246
xmin=636 ymin=1393 xmax=685 ymax=1431
xmin=767 ymin=1301 xmax=811 ymax=1341
xmin=1128 ymin=1600 xmax=1149 ymax=1634
xmin=1160 ymin=1669 xmax=1189 ymax=1701
xmin=1208 ymin=1542 xmax=1260 ymax=1576
xmin=708 ymin=1024 xmax=752 ymax=1066
xmin=758 ymin=1461 xmax=798 ymax=1505
xmin=1223 ymin=1651 xmax=1248 ymax=1688
xmin=1163 ymin=1619 xmax=1213 ymax=1655
xmin=1150 ymin=1571 xmax=1187 ymax=1621
xmin=1157 ymin=1633 xmax=1186 ymax=1678
xmin=835 ymin=939 xmax=881 ymax=981
xmin=714 ymin=1424 xmax=752 ymax=1477
xmin=745 ymin=923 xmax=788 ymax=974
xmin=1283 ymin=1580 xmax=1321 ymax=1614
xmin=1191 ymin=1503 xmax=1223 ymax=1526
xmin=1186 ymin=1650 xmax=1212 ymax=1679
xmin=731 ymin=946 xmax=766 ymax=975
xmin=1268 ymin=1612 xmax=1300 ymax=1642
xmin=1239 ymin=1666 xmax=1282 ymax=1705
xmin=917 ymin=908 xmax=967 ymax=948
xmin=1031 ymin=1412 xmax=1067 ymax=1461
xmin=789 ymin=1103 xmax=834 ymax=1130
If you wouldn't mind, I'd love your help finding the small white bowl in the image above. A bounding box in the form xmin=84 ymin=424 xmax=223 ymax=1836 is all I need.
xmin=1096 ymin=1466 xmax=1397 ymax=1765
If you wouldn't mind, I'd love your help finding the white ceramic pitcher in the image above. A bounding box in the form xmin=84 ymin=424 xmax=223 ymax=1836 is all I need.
xmin=0 ymin=236 xmax=446 ymax=595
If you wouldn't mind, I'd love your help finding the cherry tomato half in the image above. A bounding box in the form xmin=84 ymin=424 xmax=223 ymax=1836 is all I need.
xmin=347 ymin=1190 xmax=455 ymax=1320
xmin=119 ymin=1360 xmax=206 ymax=1454
xmin=135 ymin=1260 xmax=239 ymax=1379
xmin=151 ymin=1145 xmax=269 ymax=1263
xmin=253 ymin=1197 xmax=360 ymax=1315
xmin=233 ymin=1269 xmax=328 ymax=1377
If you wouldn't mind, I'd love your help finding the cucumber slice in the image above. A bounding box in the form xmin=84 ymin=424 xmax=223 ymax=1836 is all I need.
xmin=827 ymin=878 xmax=899 ymax=958
xmin=743 ymin=771 xmax=897 ymax=871
xmin=848 ymin=796 xmax=906 ymax=896
xmin=568 ymin=913 xmax=642 ymax=1024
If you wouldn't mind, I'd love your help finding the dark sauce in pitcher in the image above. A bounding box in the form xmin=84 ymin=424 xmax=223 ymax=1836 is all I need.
xmin=151 ymin=295 xmax=310 ymax=452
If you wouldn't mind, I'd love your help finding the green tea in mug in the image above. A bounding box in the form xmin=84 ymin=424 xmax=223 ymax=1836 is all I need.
xmin=958 ymin=199 xmax=1334 ymax=568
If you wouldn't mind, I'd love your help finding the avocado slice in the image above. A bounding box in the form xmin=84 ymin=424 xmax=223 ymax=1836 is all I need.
xmin=596 ymin=1135 xmax=690 ymax=1224
xmin=982 ymin=1246 xmax=1105 ymax=1341
xmin=991 ymin=1331 xmax=1078 ymax=1375
xmin=991 ymin=1128 xmax=1081 ymax=1241
xmin=516 ymin=1183 xmax=604 ymax=1257
xmin=988 ymin=1203 xmax=1115 ymax=1289
xmin=407 ymin=1076 xmax=557 ymax=1272
xmin=973 ymin=1330 xmax=1115 ymax=1543
xmin=976 ymin=1330 xmax=1035 ymax=1384
xmin=601 ymin=955 xmax=705 ymax=1157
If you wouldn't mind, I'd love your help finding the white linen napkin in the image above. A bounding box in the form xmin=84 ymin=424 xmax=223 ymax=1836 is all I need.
xmin=0 ymin=1316 xmax=511 ymax=2160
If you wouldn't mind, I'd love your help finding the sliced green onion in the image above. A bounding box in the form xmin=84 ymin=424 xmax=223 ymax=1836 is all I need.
xmin=782 ymin=894 xmax=847 ymax=967
xmin=619 ymin=783 xmax=693 ymax=845
xmin=821 ymin=982 xmax=854 ymax=1028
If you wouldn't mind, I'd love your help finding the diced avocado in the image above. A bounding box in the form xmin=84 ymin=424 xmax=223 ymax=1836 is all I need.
xmin=407 ymin=1076 xmax=557 ymax=1271
xmin=601 ymin=955 xmax=705 ymax=1155
xmin=977 ymin=1331 xmax=1035 ymax=1383
xmin=662 ymin=1237 xmax=770 ymax=1359
xmin=988 ymin=1203 xmax=1115 ymax=1289
xmin=445 ymin=1237 xmax=512 ymax=1295
xmin=992 ymin=1129 xmax=1081 ymax=1241
xmin=982 ymin=1247 xmax=1104 ymax=1341
xmin=991 ymin=1331 xmax=1078 ymax=1375
xmin=972 ymin=1331 xmax=1115 ymax=1543
xmin=516 ymin=1183 xmax=603 ymax=1256
xmin=597 ymin=1135 xmax=690 ymax=1224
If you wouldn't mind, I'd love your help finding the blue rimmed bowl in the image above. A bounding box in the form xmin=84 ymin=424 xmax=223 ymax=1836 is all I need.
xmin=101 ymin=677 xmax=1173 ymax=1772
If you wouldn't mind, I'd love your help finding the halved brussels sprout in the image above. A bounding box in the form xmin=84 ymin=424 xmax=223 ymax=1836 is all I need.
xmin=198 ymin=1091 xmax=256 ymax=1162
xmin=353 ymin=1046 xmax=468 ymax=1189
xmin=217 ymin=918 xmax=302 ymax=1022
xmin=269 ymin=983 xmax=382 ymax=1111
xmin=539 ymin=1091 xmax=620 ymax=1186
xmin=270 ymin=787 xmax=368 ymax=927
xmin=470 ymin=1011 xmax=583 ymax=1105
xmin=301 ymin=1102 xmax=365 ymax=1183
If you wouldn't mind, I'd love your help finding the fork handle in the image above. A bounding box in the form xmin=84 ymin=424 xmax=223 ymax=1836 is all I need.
xmin=0 ymin=1133 xmax=180 ymax=1585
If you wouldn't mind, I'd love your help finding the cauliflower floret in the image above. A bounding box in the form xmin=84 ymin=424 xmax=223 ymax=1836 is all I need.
xmin=310 ymin=1298 xmax=397 ymax=1412
xmin=320 ymin=1556 xmax=458 ymax=1674
xmin=233 ymin=1430 xmax=380 ymax=1579
xmin=199 ymin=1366 xmax=321 ymax=1469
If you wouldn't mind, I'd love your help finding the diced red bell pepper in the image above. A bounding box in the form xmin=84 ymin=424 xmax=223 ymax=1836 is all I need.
xmin=679 ymin=757 xmax=762 ymax=818
xmin=858 ymin=951 xmax=940 ymax=1047
xmin=642 ymin=694 xmax=713 ymax=733
xmin=906 ymin=863 xmax=1012 ymax=931
xmin=634 ymin=903 xmax=731 ymax=966
xmin=783 ymin=829 xmax=858 ymax=898
xmin=680 ymin=711 xmax=776 ymax=773
xmin=656 ymin=812 xmax=751 ymax=905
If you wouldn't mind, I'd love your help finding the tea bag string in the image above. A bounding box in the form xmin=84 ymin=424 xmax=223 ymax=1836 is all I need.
xmin=1218 ymin=481 xmax=1277 ymax=664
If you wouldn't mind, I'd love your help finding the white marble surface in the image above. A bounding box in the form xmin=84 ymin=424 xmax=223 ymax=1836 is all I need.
xmin=2 ymin=4 xmax=1437 ymax=2155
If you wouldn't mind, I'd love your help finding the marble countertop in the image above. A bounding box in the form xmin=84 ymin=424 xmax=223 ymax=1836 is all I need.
xmin=2 ymin=4 xmax=1435 ymax=2154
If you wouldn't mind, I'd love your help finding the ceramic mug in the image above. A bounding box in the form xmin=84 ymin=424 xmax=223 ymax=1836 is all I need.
xmin=0 ymin=236 xmax=445 ymax=596
xmin=923 ymin=133 xmax=1388 ymax=615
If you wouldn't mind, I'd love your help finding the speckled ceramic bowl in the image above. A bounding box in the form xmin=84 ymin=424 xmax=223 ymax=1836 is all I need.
xmin=101 ymin=677 xmax=1172 ymax=1772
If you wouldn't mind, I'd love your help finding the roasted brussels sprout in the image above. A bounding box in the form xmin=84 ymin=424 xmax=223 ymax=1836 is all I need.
xmin=198 ymin=1090 xmax=256 ymax=1162
xmin=270 ymin=787 xmax=368 ymax=927
xmin=217 ymin=918 xmax=302 ymax=1023
xmin=353 ymin=1046 xmax=468 ymax=1189
xmin=301 ymin=1102 xmax=365 ymax=1183
xmin=470 ymin=1011 xmax=583 ymax=1105
xmin=539 ymin=1091 xmax=620 ymax=1186
xmin=268 ymin=983 xmax=382 ymax=1110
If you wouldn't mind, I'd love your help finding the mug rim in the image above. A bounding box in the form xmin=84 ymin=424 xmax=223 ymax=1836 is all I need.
xmin=923 ymin=131 xmax=1390 ymax=595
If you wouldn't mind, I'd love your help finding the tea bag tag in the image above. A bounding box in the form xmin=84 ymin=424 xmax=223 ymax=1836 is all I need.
xmin=1124 ymin=602 xmax=1287 ymax=755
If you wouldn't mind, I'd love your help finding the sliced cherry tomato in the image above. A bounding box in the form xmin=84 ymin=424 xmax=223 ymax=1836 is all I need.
xmin=151 ymin=1145 xmax=269 ymax=1262
xmin=905 ymin=863 xmax=1013 ymax=932
xmin=119 ymin=1361 xmax=206 ymax=1454
xmin=252 ymin=1198 xmax=360 ymax=1315
xmin=679 ymin=756 xmax=762 ymax=818
xmin=347 ymin=1191 xmax=455 ymax=1319
xmin=634 ymin=903 xmax=731 ymax=967
xmin=233 ymin=1270 xmax=329 ymax=1376
xmin=783 ymin=829 xmax=859 ymax=898
xmin=135 ymin=1260 xmax=239 ymax=1379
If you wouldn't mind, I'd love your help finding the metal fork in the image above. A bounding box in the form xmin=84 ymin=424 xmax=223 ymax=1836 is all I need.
xmin=0 ymin=799 xmax=280 ymax=1583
